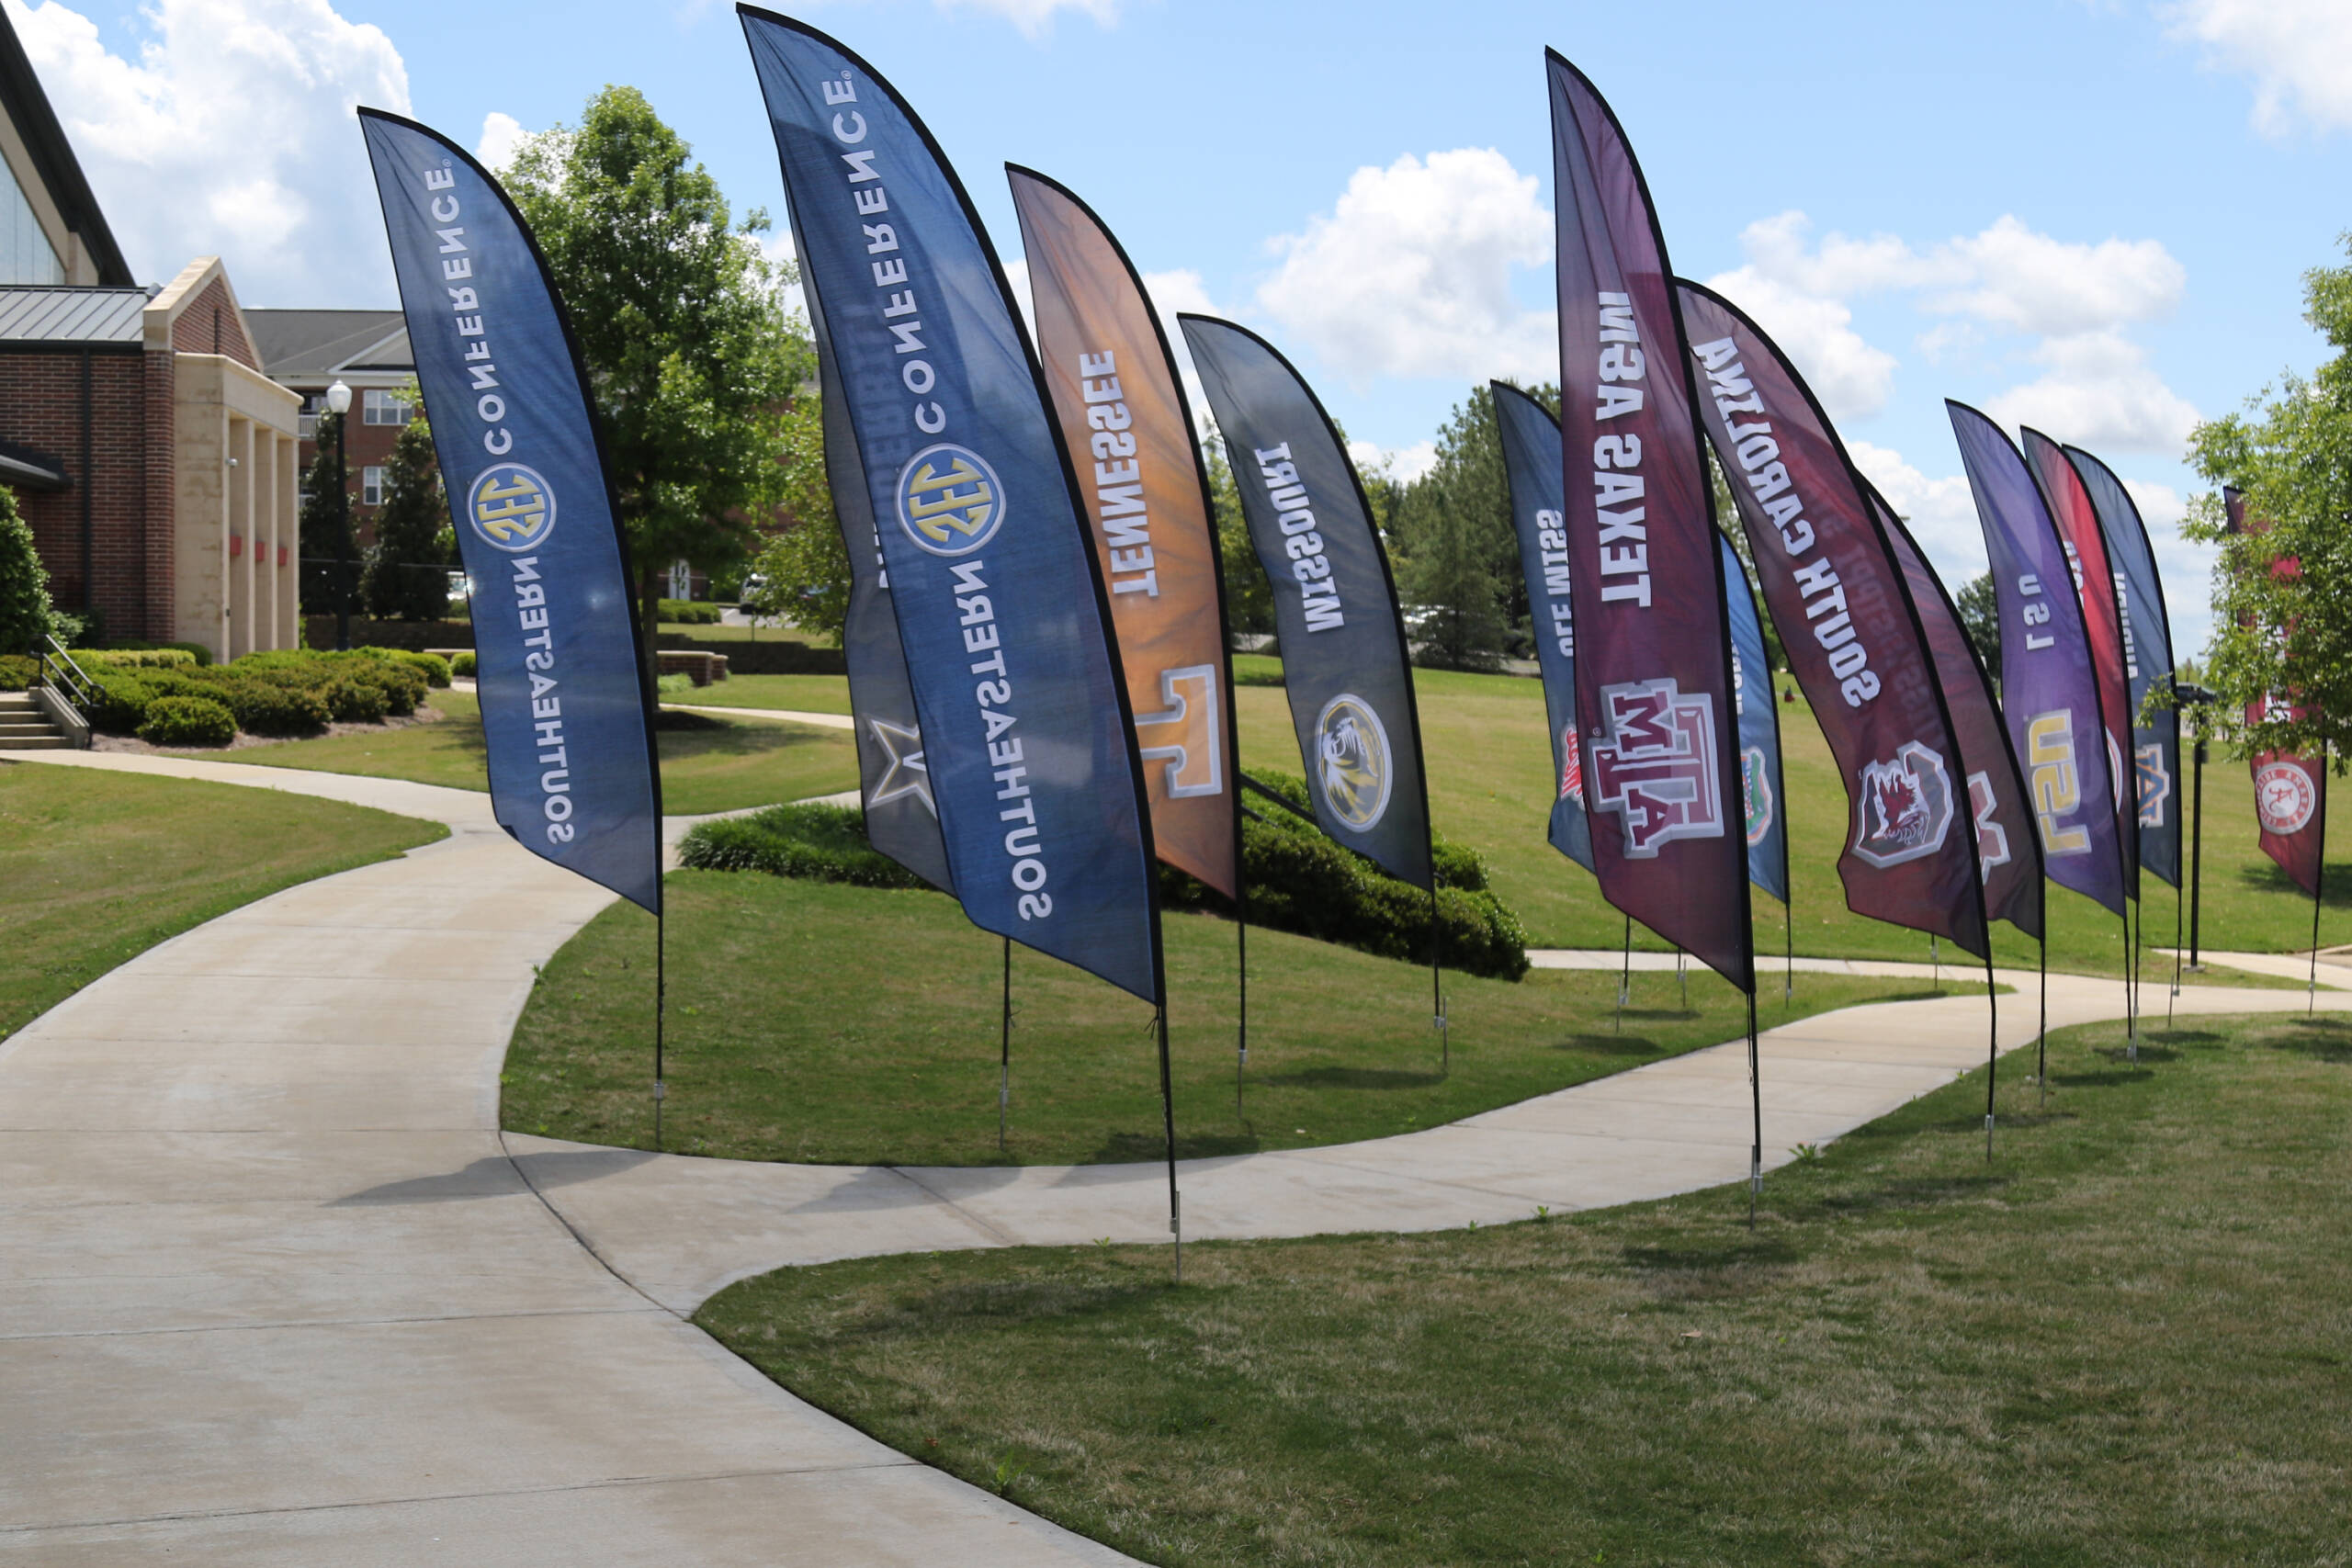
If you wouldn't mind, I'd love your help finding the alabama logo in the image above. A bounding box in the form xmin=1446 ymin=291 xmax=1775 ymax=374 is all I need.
xmin=895 ymin=443 xmax=1005 ymax=557
xmin=466 ymin=463 xmax=556 ymax=552
xmin=2135 ymin=742 xmax=2172 ymax=828
xmin=1316 ymin=694 xmax=1393 ymax=830
xmin=2256 ymin=760 xmax=2317 ymax=836
xmin=1853 ymin=740 xmax=1957 ymax=869
xmin=1742 ymin=747 xmax=1774 ymax=847
xmin=1586 ymin=678 xmax=1724 ymax=856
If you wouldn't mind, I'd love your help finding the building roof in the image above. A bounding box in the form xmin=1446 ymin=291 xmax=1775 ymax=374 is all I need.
xmin=245 ymin=309 xmax=412 ymax=382
xmin=0 ymin=284 xmax=147 ymax=344
xmin=0 ymin=10 xmax=133 ymax=288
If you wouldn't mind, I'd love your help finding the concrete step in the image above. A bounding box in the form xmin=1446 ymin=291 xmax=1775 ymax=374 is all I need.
xmin=0 ymin=734 xmax=72 ymax=750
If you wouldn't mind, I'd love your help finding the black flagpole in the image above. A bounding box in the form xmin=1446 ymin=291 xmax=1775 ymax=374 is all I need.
xmin=1157 ymin=1003 xmax=1182 ymax=1283
xmin=652 ymin=911 xmax=666 ymax=1151
xmin=1984 ymin=942 xmax=1998 ymax=1160
xmin=1430 ymin=883 xmax=1447 ymax=1074
xmin=999 ymin=936 xmax=1012 ymax=1153
xmin=1236 ymin=889 xmax=1250 ymax=1116
xmin=2038 ymin=934 xmax=2049 ymax=1109
xmin=2170 ymin=875 xmax=2183 ymax=1027
xmin=1677 ymin=946 xmax=1687 ymax=1010
xmin=2123 ymin=901 xmax=2138 ymax=1064
xmin=1783 ymin=896 xmax=1793 ymax=1005
xmin=1616 ymin=913 xmax=1631 ymax=1032
xmin=1746 ymin=990 xmax=1761 ymax=1229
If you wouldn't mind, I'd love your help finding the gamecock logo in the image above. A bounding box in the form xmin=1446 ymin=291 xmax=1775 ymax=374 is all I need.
xmin=1586 ymin=678 xmax=1724 ymax=856
xmin=1853 ymin=740 xmax=1957 ymax=869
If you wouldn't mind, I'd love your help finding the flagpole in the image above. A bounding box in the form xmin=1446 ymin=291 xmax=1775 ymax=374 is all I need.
xmin=2169 ymin=876 xmax=2182 ymax=1027
xmin=1984 ymin=942 xmax=1998 ymax=1161
xmin=1783 ymin=896 xmax=1792 ymax=1006
xmin=1430 ymin=883 xmax=1447 ymax=1074
xmin=1156 ymin=1003 xmax=1182 ymax=1284
xmin=1616 ymin=913 xmax=1631 ymax=1032
xmin=1677 ymin=946 xmax=1687 ymax=1010
xmin=652 ymin=910 xmax=666 ymax=1152
xmin=1746 ymin=989 xmax=1761 ymax=1230
xmin=1236 ymin=888 xmax=1250 ymax=1117
xmin=2038 ymin=934 xmax=2049 ymax=1110
xmin=2123 ymin=904 xmax=2137 ymax=1064
xmin=999 ymin=936 xmax=1012 ymax=1154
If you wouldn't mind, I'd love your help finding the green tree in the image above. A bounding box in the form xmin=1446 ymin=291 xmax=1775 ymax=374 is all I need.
xmin=0 ymin=483 xmax=56 ymax=653
xmin=1384 ymin=382 xmax=1560 ymax=670
xmin=2185 ymin=236 xmax=2352 ymax=762
xmin=744 ymin=394 xmax=851 ymax=640
xmin=298 ymin=409 xmax=355 ymax=625
xmin=505 ymin=86 xmax=813 ymax=667
xmin=1706 ymin=446 xmax=1788 ymax=673
xmin=1955 ymin=570 xmax=2002 ymax=681
xmin=361 ymin=410 xmax=455 ymax=621
xmin=1201 ymin=423 xmax=1273 ymax=640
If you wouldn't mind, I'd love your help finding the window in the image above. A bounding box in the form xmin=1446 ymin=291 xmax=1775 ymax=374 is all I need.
xmin=363 ymin=389 xmax=414 ymax=426
xmin=298 ymin=393 xmax=324 ymax=440
xmin=362 ymin=467 xmax=384 ymax=507
xmin=2 ymin=157 xmax=64 ymax=287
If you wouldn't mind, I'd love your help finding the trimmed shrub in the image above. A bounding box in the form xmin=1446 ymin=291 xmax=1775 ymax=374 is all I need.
xmin=375 ymin=648 xmax=451 ymax=688
xmin=323 ymin=677 xmax=389 ymax=724
xmin=92 ymin=639 xmax=212 ymax=666
xmin=659 ymin=598 xmax=723 ymax=625
xmin=76 ymin=648 xmax=198 ymax=671
xmin=213 ymin=677 xmax=329 ymax=737
xmin=0 ymin=654 xmax=34 ymax=690
xmin=137 ymin=694 xmax=237 ymax=748
xmin=679 ymin=805 xmax=933 ymax=889
xmin=450 ymin=650 xmax=477 ymax=677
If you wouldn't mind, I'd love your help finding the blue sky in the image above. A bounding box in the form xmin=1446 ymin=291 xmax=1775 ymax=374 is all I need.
xmin=12 ymin=0 xmax=2352 ymax=655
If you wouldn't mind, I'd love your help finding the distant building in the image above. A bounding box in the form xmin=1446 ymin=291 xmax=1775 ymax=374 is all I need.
xmin=246 ymin=308 xmax=417 ymax=542
xmin=0 ymin=10 xmax=300 ymax=659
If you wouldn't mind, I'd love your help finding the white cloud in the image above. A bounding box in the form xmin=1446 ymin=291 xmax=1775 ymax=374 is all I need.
xmin=1846 ymin=438 xmax=1987 ymax=591
xmin=1701 ymin=264 xmax=1900 ymax=420
xmin=1349 ymin=438 xmax=1439 ymax=485
xmin=1255 ymin=148 xmax=1555 ymax=386
xmin=1138 ymin=266 xmax=1218 ymax=430
xmin=2119 ymin=478 xmax=2216 ymax=659
xmin=474 ymin=111 xmax=527 ymax=173
xmin=1917 ymin=217 xmax=2184 ymax=337
xmin=1982 ymin=331 xmax=2202 ymax=454
xmin=2164 ymin=0 xmax=2352 ymax=136
xmin=5 ymin=0 xmax=412 ymax=303
xmin=934 ymin=0 xmax=1118 ymax=37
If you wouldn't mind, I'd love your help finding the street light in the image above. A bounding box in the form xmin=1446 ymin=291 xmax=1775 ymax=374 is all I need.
xmin=325 ymin=380 xmax=353 ymax=650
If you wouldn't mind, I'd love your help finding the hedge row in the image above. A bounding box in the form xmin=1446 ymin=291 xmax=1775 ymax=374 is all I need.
xmin=676 ymin=772 xmax=1531 ymax=981
xmin=659 ymin=599 xmax=724 ymax=625
xmin=85 ymin=648 xmax=446 ymax=743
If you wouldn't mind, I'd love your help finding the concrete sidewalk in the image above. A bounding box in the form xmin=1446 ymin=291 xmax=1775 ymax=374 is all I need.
xmin=1 ymin=747 xmax=2338 ymax=1564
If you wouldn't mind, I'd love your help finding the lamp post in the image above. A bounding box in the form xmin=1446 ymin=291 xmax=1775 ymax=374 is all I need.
xmin=325 ymin=380 xmax=354 ymax=650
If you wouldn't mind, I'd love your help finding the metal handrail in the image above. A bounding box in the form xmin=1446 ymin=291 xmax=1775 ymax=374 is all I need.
xmin=33 ymin=634 xmax=97 ymax=717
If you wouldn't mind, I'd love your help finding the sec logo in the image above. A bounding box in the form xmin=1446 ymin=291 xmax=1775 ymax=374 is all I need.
xmin=2256 ymin=760 xmax=2317 ymax=836
xmin=467 ymin=463 xmax=556 ymax=552
xmin=896 ymin=444 xmax=1005 ymax=556
xmin=1316 ymin=694 xmax=1393 ymax=830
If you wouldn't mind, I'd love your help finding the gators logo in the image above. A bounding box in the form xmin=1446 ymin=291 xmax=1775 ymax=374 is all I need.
xmin=467 ymin=464 xmax=555 ymax=552
xmin=1316 ymin=694 xmax=1393 ymax=829
xmin=895 ymin=443 xmax=1005 ymax=557
xmin=1742 ymin=746 xmax=1774 ymax=847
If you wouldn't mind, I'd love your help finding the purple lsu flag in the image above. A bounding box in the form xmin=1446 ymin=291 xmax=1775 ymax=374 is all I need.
xmin=1679 ymin=281 xmax=1987 ymax=959
xmin=1948 ymin=400 xmax=2126 ymax=919
xmin=1550 ymin=51 xmax=1750 ymax=992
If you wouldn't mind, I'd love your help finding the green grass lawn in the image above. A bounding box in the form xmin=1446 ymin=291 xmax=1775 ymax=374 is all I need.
xmin=659 ymin=622 xmax=840 ymax=647
xmin=502 ymin=869 xmax=1975 ymax=1166
xmin=659 ymin=673 xmax=854 ymax=716
xmin=0 ymin=763 xmax=446 ymax=1041
xmin=700 ymin=1008 xmax=2352 ymax=1567
xmin=172 ymin=691 xmax=858 ymax=815
xmin=680 ymin=663 xmax=2334 ymax=975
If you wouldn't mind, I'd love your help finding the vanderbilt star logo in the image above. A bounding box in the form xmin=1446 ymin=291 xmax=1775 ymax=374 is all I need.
xmin=867 ymin=717 xmax=936 ymax=816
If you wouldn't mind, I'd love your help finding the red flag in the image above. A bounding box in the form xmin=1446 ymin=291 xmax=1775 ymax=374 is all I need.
xmin=2226 ymin=488 xmax=2328 ymax=898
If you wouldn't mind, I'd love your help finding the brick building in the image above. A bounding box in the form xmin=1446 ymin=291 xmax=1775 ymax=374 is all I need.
xmin=0 ymin=9 xmax=300 ymax=659
xmin=246 ymin=308 xmax=416 ymax=544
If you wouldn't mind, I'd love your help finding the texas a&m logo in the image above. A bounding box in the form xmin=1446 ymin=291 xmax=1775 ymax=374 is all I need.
xmin=1852 ymin=740 xmax=1956 ymax=869
xmin=1586 ymin=678 xmax=1724 ymax=856
xmin=1968 ymin=771 xmax=2012 ymax=885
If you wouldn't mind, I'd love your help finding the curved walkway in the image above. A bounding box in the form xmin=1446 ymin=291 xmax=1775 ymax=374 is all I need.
xmin=0 ymin=748 xmax=2336 ymax=1564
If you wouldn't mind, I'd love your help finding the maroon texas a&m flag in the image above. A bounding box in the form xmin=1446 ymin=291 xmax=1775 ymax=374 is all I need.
xmin=1549 ymin=52 xmax=1750 ymax=992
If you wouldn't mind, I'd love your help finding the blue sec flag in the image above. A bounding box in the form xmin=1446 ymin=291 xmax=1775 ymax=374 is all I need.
xmin=359 ymin=110 xmax=661 ymax=913
xmin=1490 ymin=381 xmax=1593 ymax=876
xmin=1948 ymin=400 xmax=2126 ymax=919
xmin=740 ymin=8 xmax=1161 ymax=1001
xmin=1721 ymin=536 xmax=1788 ymax=905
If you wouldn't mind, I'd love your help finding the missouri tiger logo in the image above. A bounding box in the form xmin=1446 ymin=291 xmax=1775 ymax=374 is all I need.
xmin=1316 ymin=694 xmax=1393 ymax=829
xmin=895 ymin=443 xmax=1005 ymax=556
xmin=467 ymin=464 xmax=556 ymax=552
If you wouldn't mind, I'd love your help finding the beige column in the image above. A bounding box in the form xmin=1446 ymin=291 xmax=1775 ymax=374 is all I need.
xmin=277 ymin=430 xmax=300 ymax=649
xmin=227 ymin=416 xmax=254 ymax=660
